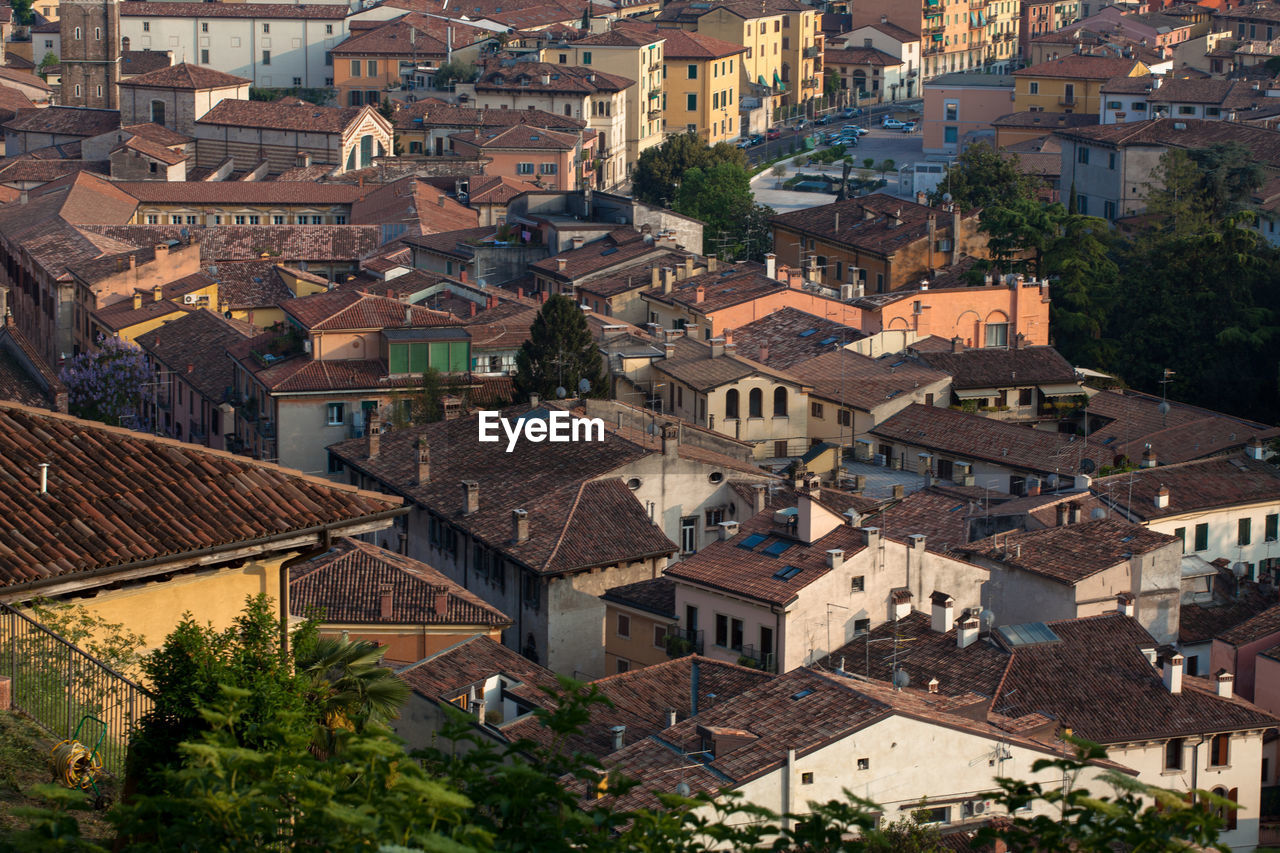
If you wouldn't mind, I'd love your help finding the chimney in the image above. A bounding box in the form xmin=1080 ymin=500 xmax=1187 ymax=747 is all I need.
xmin=844 ymin=508 xmax=861 ymax=527
xmin=951 ymin=209 xmax=961 ymax=265
xmin=723 ymin=329 xmax=735 ymax=354
xmin=19 ymin=190 xmax=28 ymax=205
xmin=662 ymin=422 xmax=679 ymax=458
xmin=366 ymin=410 xmax=381 ymax=458
xmin=706 ymin=254 xmax=717 ymax=273
xmin=718 ymin=520 xmax=740 ymax=540
xmin=1141 ymin=446 xmax=1157 ymax=468
xmin=951 ymin=336 xmax=964 ymax=353
xmin=132 ymin=292 xmax=142 ymax=310
xmin=765 ymin=253 xmax=776 ymax=280
xmin=152 ymin=285 xmax=162 ymax=302
xmin=695 ymin=285 xmax=705 ymax=304
xmin=651 ymin=267 xmax=660 ymax=287
xmin=862 ymin=526 xmax=881 ymax=550
xmin=1068 ymin=502 xmax=1082 ymax=525
xmin=433 ymin=586 xmax=449 ymax=616
xmin=752 ymin=483 xmax=766 ymax=516
xmin=1056 ymin=502 xmax=1070 ymax=526
xmin=1013 ymin=332 xmax=1025 ymax=350
xmin=928 ymin=677 xmax=939 ymax=693
xmin=930 ymin=591 xmax=954 ymax=633
xmin=758 ymin=343 xmax=770 ymax=363
xmin=379 ymin=588 xmax=393 ymax=619
xmin=665 ymin=708 xmax=677 ymax=727
xmin=530 ymin=393 xmax=541 ymax=407
xmin=610 ymin=725 xmax=626 ymax=750
xmin=1163 ymin=653 xmax=1183 ymax=694
xmin=571 ymin=236 xmax=584 ymax=249
xmin=916 ymin=190 xmax=927 ymax=206
xmin=684 ymin=257 xmax=694 ymax=279
xmin=826 ymin=548 xmax=844 ymax=568
xmin=462 ymin=480 xmax=479 ymax=515
xmin=1116 ymin=592 xmax=1135 ymax=617
xmin=1215 ymin=669 xmax=1234 ymax=699
xmin=1154 ymin=485 xmax=1170 ymax=509
xmin=787 ymin=268 xmax=803 ymax=290
xmin=892 ymin=484 xmax=905 ymax=500
xmin=662 ymin=267 xmax=675 ymax=293
xmin=957 ymin=616 xmax=980 ymax=649
xmin=1247 ymin=438 xmax=1266 ymax=461
xmin=709 ymin=336 xmax=725 ymax=357
xmin=880 ymin=13 xmax=888 ymax=22
xmin=512 ymin=508 xmax=530 ymax=543
xmin=891 ymin=588 xmax=912 ymax=620
xmin=1026 ymin=477 xmax=1041 ymax=497
xmin=556 ymin=257 xmax=568 ymax=272
xmin=663 ymin=342 xmax=675 ymax=359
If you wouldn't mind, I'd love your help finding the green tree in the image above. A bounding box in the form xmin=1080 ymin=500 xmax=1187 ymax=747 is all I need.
xmin=377 ymin=96 xmax=395 ymax=121
xmin=37 ymin=51 xmax=58 ymax=77
xmin=862 ymin=810 xmax=946 ymax=852
xmin=672 ymin=160 xmax=769 ymax=259
xmin=876 ymin=158 xmax=895 ymax=180
xmin=862 ymin=157 xmax=874 ymax=171
xmin=824 ymin=70 xmax=841 ymax=102
xmin=1044 ymin=212 xmax=1120 ymax=368
xmin=293 ymin=627 xmax=410 ymax=755
xmin=927 ymin=141 xmax=1039 ymax=211
xmin=10 ymin=0 xmax=33 ymax=25
xmin=391 ymin=366 xmax=468 ymax=426
xmin=514 ymin=294 xmax=607 ymax=401
xmin=630 ymin=131 xmax=747 ymax=207
xmin=434 ymin=60 xmax=478 ymax=88
xmin=1146 ymin=144 xmax=1265 ymax=238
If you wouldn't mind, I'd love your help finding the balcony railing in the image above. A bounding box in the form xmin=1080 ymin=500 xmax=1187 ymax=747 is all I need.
xmin=647 ymin=107 xmax=661 ymax=120
xmin=802 ymin=76 xmax=820 ymax=88
xmin=735 ymin=644 xmax=777 ymax=673
xmin=1058 ymin=95 xmax=1076 ymax=105
xmin=804 ymin=45 xmax=820 ymax=57
xmin=665 ymin=626 xmax=704 ymax=658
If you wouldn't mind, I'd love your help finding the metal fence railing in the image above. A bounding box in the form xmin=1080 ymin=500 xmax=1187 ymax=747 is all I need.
xmin=0 ymin=602 xmax=153 ymax=775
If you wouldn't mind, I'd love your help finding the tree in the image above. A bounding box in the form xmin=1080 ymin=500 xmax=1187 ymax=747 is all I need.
xmin=630 ymin=132 xmax=747 ymax=207
xmin=293 ymin=628 xmax=410 ymax=755
xmin=434 ymin=60 xmax=477 ymax=88
xmin=862 ymin=810 xmax=946 ymax=852
xmin=1145 ymin=144 xmax=1265 ymax=238
xmin=514 ymin=294 xmax=607 ymax=401
xmin=862 ymin=157 xmax=874 ymax=171
xmin=876 ymin=158 xmax=895 ymax=180
xmin=10 ymin=0 xmax=33 ymax=25
xmin=672 ymin=160 xmax=763 ymax=259
xmin=927 ymin=141 xmax=1040 ymax=211
xmin=391 ymin=366 xmax=468 ymax=426
xmin=377 ymin=96 xmax=395 ymax=121
xmin=58 ymin=336 xmax=155 ymax=427
xmin=37 ymin=51 xmax=57 ymax=78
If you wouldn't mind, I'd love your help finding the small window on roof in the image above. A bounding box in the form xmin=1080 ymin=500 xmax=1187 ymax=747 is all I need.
xmin=819 ymin=337 xmax=838 ymax=346
xmin=763 ymin=540 xmax=794 ymax=557
xmin=738 ymin=533 xmax=767 ymax=549
xmin=773 ymin=565 xmax=802 ymax=580
xmin=798 ymin=328 xmax=817 ymax=338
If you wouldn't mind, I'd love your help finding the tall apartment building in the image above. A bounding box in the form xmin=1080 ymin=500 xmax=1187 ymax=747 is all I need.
xmin=856 ymin=0 xmax=1023 ymax=80
xmin=60 ymin=0 xmax=121 ymax=108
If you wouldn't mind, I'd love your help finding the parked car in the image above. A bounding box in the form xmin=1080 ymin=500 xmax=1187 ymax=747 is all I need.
xmin=795 ymin=119 xmax=812 ymax=131
xmin=881 ymin=117 xmax=906 ymax=129
xmin=735 ymin=137 xmax=754 ymax=148
xmin=901 ymin=121 xmax=918 ymax=133
xmin=842 ymin=107 xmax=864 ymax=118
xmin=842 ymin=125 xmax=869 ymax=137
xmin=816 ymin=114 xmax=836 ymax=125
xmin=766 ymin=128 xmax=782 ymax=140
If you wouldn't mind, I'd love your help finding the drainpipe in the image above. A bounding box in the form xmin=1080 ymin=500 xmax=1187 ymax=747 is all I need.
xmin=782 ymin=748 xmax=796 ymax=830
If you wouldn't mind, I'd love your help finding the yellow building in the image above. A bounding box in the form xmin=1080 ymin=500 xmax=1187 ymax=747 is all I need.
xmin=618 ymin=21 xmax=746 ymax=142
xmin=1013 ymin=53 xmax=1148 ymax=115
xmin=88 ymin=272 xmax=221 ymax=346
xmin=655 ymin=0 xmax=821 ymax=120
xmin=115 ymin=181 xmax=366 ymax=226
xmin=550 ymin=27 xmax=666 ymax=165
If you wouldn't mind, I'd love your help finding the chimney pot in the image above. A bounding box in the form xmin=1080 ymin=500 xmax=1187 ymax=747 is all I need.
xmin=132 ymin=292 xmax=143 ymax=310
xmin=752 ymin=483 xmax=766 ymax=516
xmin=379 ymin=587 xmax=393 ymax=619
xmin=1116 ymin=592 xmax=1135 ymax=617
xmin=556 ymin=257 xmax=568 ymax=272
xmin=862 ymin=526 xmax=880 ymax=549
xmin=826 ymin=548 xmax=844 ymax=568
xmin=662 ymin=422 xmax=679 ymax=457
xmin=462 ymin=480 xmax=479 ymax=515
xmin=706 ymin=254 xmax=717 ymax=273
xmin=1247 ymin=438 xmax=1266 ymax=460
xmin=892 ymin=484 xmax=905 ymax=500
xmin=512 ymin=508 xmax=530 ymax=543
xmin=433 ymin=585 xmax=449 ymax=616
xmin=662 ymin=267 xmax=675 ymax=293
xmin=1215 ymin=669 xmax=1234 ymax=699
xmin=1141 ymin=446 xmax=1158 ymax=468
xmin=610 ymin=724 xmax=626 ymax=751
xmin=765 ymin=253 xmax=776 ymax=280
xmin=930 ymin=591 xmax=954 ymax=633
xmin=1154 ymin=485 xmax=1170 ymax=509
xmin=366 ymin=410 xmax=381 ymax=458
xmin=1163 ymin=653 xmax=1183 ymax=694
xmin=718 ymin=520 xmax=740 ymax=540
xmin=152 ymin=284 xmax=163 ymax=302
xmin=957 ymin=616 xmax=980 ymax=649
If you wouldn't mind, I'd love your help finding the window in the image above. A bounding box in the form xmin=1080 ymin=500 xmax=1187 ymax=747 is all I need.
xmin=1164 ymin=738 xmax=1184 ymax=771
xmin=1174 ymin=527 xmax=1186 ymax=552
xmin=945 ymin=103 xmax=958 ymax=121
xmin=583 ymin=51 xmax=592 ymax=64
xmin=854 ymin=617 xmax=870 ymax=634
xmin=1206 ymin=107 xmax=1221 ymax=117
xmin=293 ymin=77 xmax=301 ymax=86
xmin=516 ymin=162 xmax=534 ymax=175
xmin=95 ymin=27 xmax=101 ymax=39
xmin=1028 ymin=81 xmax=1039 ymax=94
xmin=917 ymin=806 xmax=950 ymax=826
xmin=1132 ymin=101 xmax=1147 ymax=111
xmin=715 ymin=614 xmax=728 ymax=647
xmin=1210 ymin=734 xmax=1230 ymax=767
xmin=326 ymin=24 xmax=333 ymax=33
xmin=705 ymin=506 xmax=725 ymax=528
xmin=1266 ymin=514 xmax=1278 ymax=542
xmin=327 ymin=402 xmax=344 ymax=425
xmin=811 ymin=401 xmax=824 ymax=418
xmin=1239 ymin=518 xmax=1252 ymax=547
xmin=351 ymin=60 xmax=361 ymax=77
xmin=140 ymin=22 xmax=147 ymax=32
xmin=687 ymin=63 xmax=698 ymax=79
xmin=540 ymin=163 xmax=557 ymax=175
xmin=368 ymin=60 xmax=378 ymax=76
xmin=985 ymin=322 xmax=1008 ymax=348
xmin=201 ymin=50 xmax=209 ymax=64
xmin=263 ymin=23 xmax=270 ymax=32
xmin=857 ymin=758 xmax=870 ymax=771
xmin=1077 ymin=146 xmax=1090 ymax=165
xmin=234 ymin=215 xmax=246 ymax=225
xmin=1194 ymin=522 xmax=1209 ymax=552
xmin=1108 ymin=152 xmax=1117 ymax=170
xmin=1178 ymin=105 xmax=1196 ymax=116
xmin=653 ymin=624 xmax=668 ymax=648
xmin=272 ymin=215 xmax=285 ymax=225
xmin=773 ymin=387 xmax=787 ymax=416
xmin=1104 ymin=201 xmax=1116 ymax=220
xmin=725 ymin=388 xmax=739 ymax=419
xmin=837 ymin=409 xmax=852 ymax=427
xmin=150 ymin=100 xmax=166 ymax=125
xmin=801 ymin=772 xmax=814 ymax=784
xmin=1076 ymin=194 xmax=1088 ymax=215
xmin=334 ymin=215 xmax=347 ymax=225
xmin=74 ymin=27 xmax=82 ymax=39
xmin=262 ymin=50 xmax=271 ymax=65
xmin=248 ymin=215 xmax=260 ymax=225
xmin=310 ymin=215 xmax=323 ymax=224
xmin=851 ymin=575 xmax=865 ymax=593
xmin=944 ymin=126 xmax=958 ymax=144
xmin=616 ymin=612 xmax=631 ymax=638
xmin=730 ymin=618 xmax=743 ymax=651
xmin=1018 ymin=388 xmax=1033 ymax=406
xmin=748 ymin=388 xmax=763 ymax=418
xmin=146 ymin=214 xmax=158 ymax=224
xmin=687 ymin=93 xmax=697 ymax=110
xmin=1106 ymin=100 xmax=1121 ymax=109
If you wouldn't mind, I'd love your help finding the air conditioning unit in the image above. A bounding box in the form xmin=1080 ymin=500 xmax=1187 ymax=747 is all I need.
xmin=840 ymin=283 xmax=855 ymax=300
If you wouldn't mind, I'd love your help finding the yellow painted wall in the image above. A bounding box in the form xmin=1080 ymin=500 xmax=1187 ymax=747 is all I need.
xmin=662 ymin=53 xmax=743 ymax=142
xmin=229 ymin=306 xmax=286 ymax=329
xmin=114 ymin=307 xmax=196 ymax=345
xmin=1014 ymin=61 xmax=1147 ymax=114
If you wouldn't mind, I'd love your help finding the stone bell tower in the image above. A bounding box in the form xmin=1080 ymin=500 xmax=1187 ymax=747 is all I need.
xmin=59 ymin=0 xmax=121 ymax=108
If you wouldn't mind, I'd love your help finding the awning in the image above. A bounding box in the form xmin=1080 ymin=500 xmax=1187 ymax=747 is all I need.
xmin=955 ymin=387 xmax=999 ymax=399
xmin=932 ymin=32 xmax=944 ymax=40
xmin=773 ymin=70 xmax=781 ymax=84
xmin=759 ymin=74 xmax=767 ymax=86
xmin=1038 ymin=382 xmax=1085 ymax=396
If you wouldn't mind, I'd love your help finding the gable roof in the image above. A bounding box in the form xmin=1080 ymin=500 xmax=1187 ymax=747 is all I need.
xmin=111 ymin=134 xmax=188 ymax=166
xmin=1052 ymin=118 xmax=1280 ymax=169
xmin=0 ymin=317 xmax=66 ymax=411
xmin=451 ymin=123 xmax=582 ymax=151
xmin=914 ymin=345 xmax=1078 ymax=390
xmin=117 ymin=62 xmax=250 ymax=90
xmin=958 ymin=517 xmax=1178 ymax=585
xmin=770 ymin=193 xmax=979 ymax=256
xmin=196 ymin=100 xmax=376 ymax=134
xmin=1093 ymin=453 xmax=1280 ymax=521
xmin=602 ymin=576 xmax=676 ymax=618
xmin=728 ymin=308 xmax=865 ymax=369
xmin=789 ymin=349 xmax=950 ymax=412
xmin=475 ymin=62 xmax=634 ymax=94
xmin=614 ymin=22 xmax=745 ymax=58
xmin=134 ymin=308 xmax=259 ymax=402
xmin=0 ymin=403 xmax=401 ymax=596
xmin=290 ymin=537 xmax=511 ymax=628
xmin=654 ymin=335 xmax=809 ymax=394
xmin=348 ymin=176 xmax=480 ymax=233
xmin=1014 ymin=54 xmax=1146 ymax=80
xmin=394 ymin=101 xmax=586 ymax=132
xmin=120 ymin=2 xmax=351 ymax=18
xmin=281 ymin=289 xmax=460 ymax=330
xmin=3 ymin=106 xmax=120 ymax=137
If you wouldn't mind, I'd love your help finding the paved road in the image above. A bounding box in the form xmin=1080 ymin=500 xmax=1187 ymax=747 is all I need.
xmin=744 ymin=100 xmax=922 ymax=166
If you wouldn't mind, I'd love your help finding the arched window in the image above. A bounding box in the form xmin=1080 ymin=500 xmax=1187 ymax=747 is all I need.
xmin=748 ymin=388 xmax=763 ymax=418
xmin=773 ymin=387 xmax=788 ymax=417
xmin=725 ymin=388 xmax=739 ymax=420
xmin=150 ymin=99 xmax=165 ymax=125
xmin=74 ymin=26 xmax=81 ymax=40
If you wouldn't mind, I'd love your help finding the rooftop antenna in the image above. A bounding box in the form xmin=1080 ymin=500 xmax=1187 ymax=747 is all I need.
xmin=1158 ymin=368 xmax=1175 ymax=427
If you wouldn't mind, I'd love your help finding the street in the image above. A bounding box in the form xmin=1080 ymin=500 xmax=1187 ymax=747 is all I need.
xmin=744 ymin=100 xmax=923 ymax=166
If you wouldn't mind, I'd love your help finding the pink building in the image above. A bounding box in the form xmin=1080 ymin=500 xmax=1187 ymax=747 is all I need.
xmin=922 ymin=71 xmax=1015 ymax=156
xmin=1210 ymin=604 xmax=1280 ymax=704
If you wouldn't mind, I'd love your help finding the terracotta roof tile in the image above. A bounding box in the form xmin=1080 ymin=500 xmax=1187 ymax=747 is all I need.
xmin=349 ymin=176 xmax=479 ymax=233
xmin=0 ymin=319 xmax=66 ymax=410
xmin=1052 ymin=118 xmax=1280 ymax=169
xmin=402 ymin=225 xmax=496 ymax=258
xmin=0 ymin=403 xmax=400 ymax=593
xmin=616 ymin=22 xmax=746 ymax=58
xmin=113 ymin=181 xmax=366 ymax=205
xmin=450 ymin=123 xmax=583 ymax=150
xmin=1180 ymin=571 xmax=1276 ymax=645
xmin=281 ymin=290 xmax=461 ymax=330
xmin=134 ymin=308 xmax=259 ymax=402
xmin=118 ymin=61 xmax=249 ymax=90
xmin=1218 ymin=603 xmax=1280 ymax=647
xmin=290 ymin=537 xmax=510 ymax=627
xmin=397 ymin=634 xmax=559 ymax=705
xmin=991 ymin=110 xmax=1100 ymax=129
xmin=529 ymin=232 xmax=664 ymax=282
xmin=914 ymin=345 xmax=1077 ymax=390
xmin=824 ymin=46 xmax=900 ymax=66
xmin=789 ymin=349 xmax=949 ymax=412
xmin=475 ymin=62 xmax=633 ymax=94
xmin=601 ymin=576 xmax=676 ymax=617
xmin=120 ymin=50 xmax=176 ymax=77
xmin=196 ymin=100 xmax=379 ymax=134
xmin=655 ymin=335 xmax=808 ymax=393
xmin=3 ymin=106 xmax=119 ymax=136
xmin=0 ymin=65 xmax=51 ymax=92
xmin=1014 ymin=54 xmax=1146 ymax=80
xmin=959 ymin=517 xmax=1178 ymax=585
xmin=1094 ymin=453 xmax=1280 ymax=521
xmin=466 ymin=174 xmax=540 ymax=204
xmin=112 ymin=134 xmax=187 ymax=165
xmin=771 ymin=193 xmax=980 ymax=256
xmin=120 ymin=122 xmax=194 ymax=146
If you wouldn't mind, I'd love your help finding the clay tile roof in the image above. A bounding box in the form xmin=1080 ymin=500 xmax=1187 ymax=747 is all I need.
xmin=959 ymin=517 xmax=1178 ymax=585
xmin=530 ymin=233 xmax=661 ymax=281
xmin=330 ymin=19 xmax=449 ymax=57
xmin=394 ymin=101 xmax=585 ymax=132
xmin=397 ymin=635 xmax=560 ymax=704
xmin=571 ymin=27 xmax=660 ymax=46
xmin=120 ymin=2 xmax=350 ymax=18
xmin=1179 ymin=573 xmax=1275 ymax=645
xmin=402 ymin=225 xmax=497 ymax=258
xmin=476 ymin=62 xmax=634 ymax=93
xmin=655 ymin=335 xmax=808 ymax=393
xmin=119 ymin=61 xmax=250 ymax=90
xmin=134 ymin=308 xmax=259 ymax=401
xmin=0 ymin=65 xmax=52 ymax=92
xmin=349 ymin=176 xmax=480 ymax=233
xmin=871 ymin=484 xmax=1011 ymax=554
xmin=92 ymin=295 xmax=193 ymax=332
xmin=824 ymin=46 xmax=900 ymax=66
xmin=712 ymin=309 xmax=862 ymax=370
xmin=290 ymin=537 xmax=511 ymax=627
xmin=994 ymin=613 xmax=1278 ymax=743
xmin=112 ymin=181 xmax=366 ymax=205
xmin=601 ymin=576 xmax=676 ymax=618
xmin=120 ymin=122 xmax=194 ymax=146
xmin=1093 ymin=454 xmax=1280 ymax=521
xmin=0 ymin=403 xmax=401 ymax=593
xmin=1053 ymin=118 xmax=1280 ymax=169
xmin=852 ymin=19 xmax=920 ymax=42
xmin=112 ymin=134 xmax=187 ymax=165
xmin=991 ymin=110 xmax=1100 ymax=129
xmin=466 ymin=175 xmax=540 ymax=204
xmin=328 ymin=407 xmax=678 ymax=575
xmin=281 ymin=290 xmax=461 ymax=330
xmin=0 ymin=320 xmax=66 ymax=410
xmin=1014 ymin=54 xmax=1146 ymax=79
xmin=789 ymin=349 xmax=949 ymax=412
xmin=3 ymin=106 xmax=120 ymax=137
xmin=196 ymin=100 xmax=375 ymax=134
xmin=915 ymin=345 xmax=1077 ymax=390
xmin=869 ymin=404 xmax=1106 ymax=476
xmin=451 ymin=123 xmax=582 ymax=150
xmin=1218 ymin=603 xmax=1280 ymax=647
xmin=770 ymin=193 xmax=976 ymax=255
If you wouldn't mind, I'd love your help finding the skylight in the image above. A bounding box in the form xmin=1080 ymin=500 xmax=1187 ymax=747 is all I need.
xmin=798 ymin=329 xmax=818 ymax=338
xmin=995 ymin=622 xmax=1062 ymax=648
xmin=763 ymin=540 xmax=794 ymax=557
xmin=738 ymin=533 xmax=767 ymax=549
xmin=820 ymin=337 xmax=838 ymax=346
xmin=773 ymin=565 xmax=802 ymax=581
xmin=790 ymin=688 xmax=815 ymax=700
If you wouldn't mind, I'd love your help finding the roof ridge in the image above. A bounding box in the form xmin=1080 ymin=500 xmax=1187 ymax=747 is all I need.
xmin=541 ymin=478 xmax=592 ymax=571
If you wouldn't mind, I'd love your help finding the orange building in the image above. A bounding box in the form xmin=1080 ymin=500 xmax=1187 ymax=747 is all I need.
xmin=448 ymin=123 xmax=597 ymax=191
xmin=331 ymin=14 xmax=491 ymax=107
xmin=290 ymin=538 xmax=511 ymax=665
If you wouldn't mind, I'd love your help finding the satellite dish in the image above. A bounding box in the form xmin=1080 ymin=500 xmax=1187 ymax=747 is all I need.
xmin=578 ymin=377 xmax=592 ymax=394
xmin=676 ymin=782 xmax=692 ymax=797
xmin=1091 ymin=507 xmax=1107 ymax=520
xmin=942 ymin=192 xmax=953 ymax=203
xmin=979 ymin=609 xmax=995 ymax=630
xmin=1079 ymin=458 xmax=1096 ymax=474
xmin=1232 ymin=561 xmax=1250 ymax=579
xmin=1157 ymin=401 xmax=1171 ymax=416
xmin=892 ymin=668 xmax=910 ymax=689
xmin=555 ymin=386 xmax=567 ymax=399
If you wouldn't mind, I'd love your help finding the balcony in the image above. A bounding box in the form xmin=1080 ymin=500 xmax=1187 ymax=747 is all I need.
xmin=804 ymin=45 xmax=820 ymax=57
xmin=665 ymin=626 xmax=704 ymax=658
xmin=802 ymin=76 xmax=820 ymax=88
xmin=256 ymin=419 xmax=276 ymax=439
xmin=647 ymin=107 xmax=661 ymax=120
xmin=735 ymin=644 xmax=777 ymax=673
xmin=1058 ymin=94 xmax=1076 ymax=105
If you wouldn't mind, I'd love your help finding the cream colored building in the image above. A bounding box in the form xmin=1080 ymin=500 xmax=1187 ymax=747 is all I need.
xmin=193 ymin=100 xmax=393 ymax=174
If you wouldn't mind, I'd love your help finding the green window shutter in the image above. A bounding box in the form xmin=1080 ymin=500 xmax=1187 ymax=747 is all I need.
xmin=449 ymin=341 xmax=470 ymax=372
xmin=409 ymin=342 xmax=428 ymax=373
xmin=429 ymin=342 xmax=449 ymax=369
xmin=389 ymin=343 xmax=408 ymax=375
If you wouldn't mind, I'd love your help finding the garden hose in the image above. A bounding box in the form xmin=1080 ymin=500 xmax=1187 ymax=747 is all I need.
xmin=51 ymin=739 xmax=101 ymax=790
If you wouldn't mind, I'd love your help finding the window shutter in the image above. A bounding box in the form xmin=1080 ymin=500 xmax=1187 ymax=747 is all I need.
xmin=1227 ymin=788 xmax=1238 ymax=830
